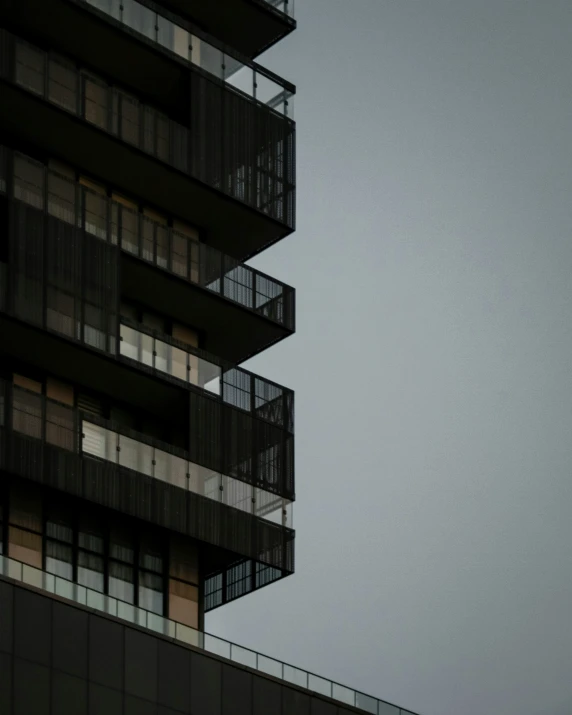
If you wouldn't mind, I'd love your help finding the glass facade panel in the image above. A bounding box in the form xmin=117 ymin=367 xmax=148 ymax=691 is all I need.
xmin=139 ymin=571 xmax=164 ymax=614
xmin=48 ymin=171 xmax=76 ymax=224
xmin=113 ymin=202 xmax=139 ymax=254
xmin=46 ymin=540 xmax=73 ymax=580
xmin=15 ymin=41 xmax=45 ymax=95
xmin=12 ymin=387 xmax=42 ymax=439
xmin=120 ymin=92 xmax=140 ymax=145
xmin=109 ymin=560 xmax=135 ymax=603
xmin=45 ymin=400 xmax=75 ymax=451
xmin=82 ymin=188 xmax=108 ymax=239
xmin=83 ymin=75 xmax=108 ymax=129
xmin=171 ymin=233 xmax=189 ymax=278
xmin=78 ymin=550 xmax=104 ymax=592
xmin=48 ymin=57 xmax=77 ymax=112
xmin=46 ymin=288 xmax=76 ymax=338
xmin=14 ymin=154 xmax=45 ymax=209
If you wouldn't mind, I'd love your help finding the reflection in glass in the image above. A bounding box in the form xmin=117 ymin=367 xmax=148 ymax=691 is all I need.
xmin=139 ymin=571 xmax=163 ymax=614
xmin=46 ymin=540 xmax=73 ymax=580
xmin=109 ymin=561 xmax=134 ymax=603
xmin=78 ymin=551 xmax=104 ymax=592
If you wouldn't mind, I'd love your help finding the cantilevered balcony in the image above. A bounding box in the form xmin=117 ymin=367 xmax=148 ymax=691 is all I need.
xmin=0 ymin=24 xmax=296 ymax=257
xmin=1 ymin=381 xmax=295 ymax=591
xmin=154 ymin=0 xmax=295 ymax=59
xmin=0 ymin=148 xmax=295 ymax=361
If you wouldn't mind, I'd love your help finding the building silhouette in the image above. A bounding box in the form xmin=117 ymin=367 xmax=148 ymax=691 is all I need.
xmin=0 ymin=1 xmax=420 ymax=713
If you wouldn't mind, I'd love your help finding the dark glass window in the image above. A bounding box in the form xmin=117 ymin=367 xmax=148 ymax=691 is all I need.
xmin=48 ymin=56 xmax=77 ymax=113
xmin=109 ymin=527 xmax=135 ymax=604
xmin=46 ymin=540 xmax=73 ymax=580
xmin=109 ymin=561 xmax=135 ymax=604
xmin=14 ymin=154 xmax=45 ymax=210
xmin=78 ymin=551 xmax=104 ymax=592
xmin=139 ymin=571 xmax=163 ymax=614
xmin=37 ymin=509 xmax=166 ymax=614
xmin=48 ymin=170 xmax=76 ymax=225
xmin=83 ymin=74 xmax=109 ymax=130
xmin=15 ymin=40 xmax=45 ymax=96
xmin=78 ymin=520 xmax=105 ymax=592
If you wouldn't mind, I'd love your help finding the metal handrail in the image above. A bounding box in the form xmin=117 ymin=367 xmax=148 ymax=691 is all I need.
xmin=0 ymin=147 xmax=295 ymax=331
xmin=80 ymin=0 xmax=295 ymax=116
xmin=119 ymin=318 xmax=294 ymax=432
xmin=7 ymin=382 xmax=294 ymax=524
xmin=0 ymin=555 xmax=420 ymax=715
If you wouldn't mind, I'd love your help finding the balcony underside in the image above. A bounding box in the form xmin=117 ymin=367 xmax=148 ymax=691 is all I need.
xmin=0 ymin=313 xmax=190 ymax=423
xmin=121 ymin=255 xmax=292 ymax=364
xmin=1 ymin=0 xmax=191 ymax=120
xmin=0 ymin=432 xmax=295 ymax=576
xmin=0 ymin=81 xmax=289 ymax=260
xmin=158 ymin=0 xmax=296 ymax=59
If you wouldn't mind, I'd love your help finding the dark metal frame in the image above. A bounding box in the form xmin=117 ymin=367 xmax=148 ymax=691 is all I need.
xmin=0 ymin=26 xmax=296 ymax=236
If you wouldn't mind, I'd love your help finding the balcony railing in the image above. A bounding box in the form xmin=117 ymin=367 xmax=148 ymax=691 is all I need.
xmin=0 ymin=148 xmax=295 ymax=332
xmin=261 ymin=0 xmax=294 ymax=19
xmin=119 ymin=319 xmax=294 ymax=432
xmin=81 ymin=0 xmax=295 ymax=115
xmin=8 ymin=382 xmax=293 ymax=527
xmin=0 ymin=29 xmax=295 ymax=230
xmin=0 ymin=556 xmax=420 ymax=715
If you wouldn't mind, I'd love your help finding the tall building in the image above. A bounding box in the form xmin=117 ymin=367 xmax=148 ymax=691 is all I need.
xmin=0 ymin=1 xmax=420 ymax=714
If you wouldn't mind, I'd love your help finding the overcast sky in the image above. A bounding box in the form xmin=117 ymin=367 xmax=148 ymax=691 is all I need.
xmin=207 ymin=3 xmax=572 ymax=714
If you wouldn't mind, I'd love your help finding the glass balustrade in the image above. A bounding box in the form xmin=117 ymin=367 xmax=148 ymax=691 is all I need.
xmin=0 ymin=555 xmax=419 ymax=715
xmin=81 ymin=420 xmax=293 ymax=528
xmin=2 ymin=152 xmax=294 ymax=330
xmin=119 ymin=323 xmax=222 ymax=393
xmin=118 ymin=321 xmax=293 ymax=432
xmin=8 ymin=385 xmax=293 ymax=528
xmin=83 ymin=0 xmax=294 ymax=116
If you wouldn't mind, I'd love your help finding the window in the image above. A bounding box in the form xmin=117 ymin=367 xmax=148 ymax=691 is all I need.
xmin=46 ymin=378 xmax=76 ymax=451
xmin=142 ymin=208 xmax=168 ymax=268
xmin=15 ymin=40 xmax=45 ymax=96
xmin=111 ymin=194 xmax=138 ymax=253
xmin=49 ymin=56 xmax=77 ymax=113
xmin=115 ymin=91 xmax=140 ymax=146
xmin=12 ymin=376 xmax=42 ymax=439
xmin=83 ymin=74 xmax=109 ymax=130
xmin=143 ymin=107 xmax=170 ymax=162
xmin=48 ymin=166 xmax=76 ymax=225
xmin=79 ymin=177 xmax=108 ymax=239
xmin=172 ymin=221 xmax=200 ymax=282
xmin=109 ymin=527 xmax=135 ymax=604
xmin=78 ymin=520 xmax=104 ymax=592
xmin=14 ymin=154 xmax=45 ymax=209
xmin=46 ymin=286 xmax=77 ymax=338
xmin=45 ymin=398 xmax=75 ymax=451
xmin=139 ymin=542 xmax=164 ymax=615
xmin=46 ymin=539 xmax=73 ymax=579
xmin=45 ymin=518 xmax=74 ymax=580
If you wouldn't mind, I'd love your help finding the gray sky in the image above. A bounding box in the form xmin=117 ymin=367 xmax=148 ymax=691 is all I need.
xmin=207 ymin=3 xmax=572 ymax=714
